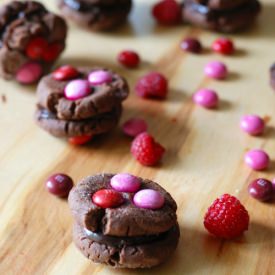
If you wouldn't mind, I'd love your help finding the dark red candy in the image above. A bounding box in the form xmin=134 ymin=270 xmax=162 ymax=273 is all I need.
xmin=26 ymin=37 xmax=48 ymax=60
xmin=68 ymin=135 xmax=93 ymax=145
xmin=92 ymin=189 xmax=124 ymax=208
xmin=118 ymin=50 xmax=140 ymax=68
xmin=212 ymin=38 xmax=235 ymax=55
xmin=46 ymin=173 xmax=74 ymax=197
xmin=248 ymin=178 xmax=273 ymax=202
xmin=53 ymin=65 xmax=80 ymax=81
xmin=43 ymin=43 xmax=63 ymax=62
xmin=180 ymin=38 xmax=202 ymax=54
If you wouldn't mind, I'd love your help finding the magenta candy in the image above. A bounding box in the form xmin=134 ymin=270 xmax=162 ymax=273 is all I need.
xmin=133 ymin=189 xmax=165 ymax=209
xmin=240 ymin=115 xmax=265 ymax=136
xmin=88 ymin=70 xmax=113 ymax=85
xmin=122 ymin=118 xmax=148 ymax=137
xmin=64 ymin=79 xmax=91 ymax=100
xmin=272 ymin=178 xmax=275 ymax=191
xmin=204 ymin=61 xmax=228 ymax=79
xmin=16 ymin=62 xmax=42 ymax=84
xmin=110 ymin=173 xmax=141 ymax=193
xmin=248 ymin=178 xmax=273 ymax=202
xmin=245 ymin=149 xmax=270 ymax=171
xmin=193 ymin=88 xmax=219 ymax=108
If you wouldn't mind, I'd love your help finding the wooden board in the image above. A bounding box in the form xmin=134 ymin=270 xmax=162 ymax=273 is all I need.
xmin=1 ymin=0 xmax=275 ymax=274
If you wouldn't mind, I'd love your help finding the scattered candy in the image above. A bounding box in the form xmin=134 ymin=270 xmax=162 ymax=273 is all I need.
xmin=88 ymin=70 xmax=113 ymax=86
xmin=53 ymin=65 xmax=79 ymax=81
xmin=152 ymin=0 xmax=182 ymax=25
xmin=64 ymin=79 xmax=91 ymax=100
xmin=131 ymin=132 xmax=165 ymax=166
xmin=248 ymin=178 xmax=273 ymax=202
xmin=204 ymin=61 xmax=228 ymax=80
xmin=68 ymin=135 xmax=93 ymax=145
xmin=240 ymin=115 xmax=265 ymax=136
xmin=118 ymin=50 xmax=140 ymax=68
xmin=110 ymin=173 xmax=141 ymax=193
xmin=92 ymin=189 xmax=124 ymax=208
xmin=133 ymin=189 xmax=165 ymax=209
xmin=180 ymin=38 xmax=202 ymax=54
xmin=42 ymin=42 xmax=62 ymax=62
xmin=16 ymin=62 xmax=43 ymax=84
xmin=193 ymin=88 xmax=219 ymax=108
xmin=245 ymin=149 xmax=270 ymax=171
xmin=272 ymin=178 xmax=275 ymax=191
xmin=135 ymin=72 xmax=168 ymax=99
xmin=45 ymin=173 xmax=74 ymax=197
xmin=26 ymin=37 xmax=48 ymax=60
xmin=122 ymin=118 xmax=148 ymax=137
xmin=212 ymin=38 xmax=235 ymax=55
xmin=204 ymin=194 xmax=249 ymax=239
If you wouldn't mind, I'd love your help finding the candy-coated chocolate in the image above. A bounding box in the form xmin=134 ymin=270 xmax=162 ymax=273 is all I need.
xmin=245 ymin=149 xmax=270 ymax=171
xmin=110 ymin=173 xmax=141 ymax=193
xmin=64 ymin=79 xmax=91 ymax=100
xmin=240 ymin=115 xmax=265 ymax=136
xmin=248 ymin=178 xmax=273 ymax=202
xmin=118 ymin=50 xmax=140 ymax=68
xmin=68 ymin=135 xmax=93 ymax=145
xmin=53 ymin=65 xmax=79 ymax=81
xmin=92 ymin=189 xmax=124 ymax=208
xmin=272 ymin=178 xmax=275 ymax=191
xmin=88 ymin=70 xmax=113 ymax=86
xmin=193 ymin=88 xmax=219 ymax=108
xmin=212 ymin=38 xmax=235 ymax=55
xmin=204 ymin=61 xmax=228 ymax=79
xmin=16 ymin=62 xmax=43 ymax=84
xmin=43 ymin=42 xmax=62 ymax=62
xmin=46 ymin=173 xmax=74 ymax=197
xmin=180 ymin=38 xmax=202 ymax=54
xmin=133 ymin=189 xmax=165 ymax=209
xmin=26 ymin=37 xmax=48 ymax=60
xmin=122 ymin=118 xmax=148 ymax=137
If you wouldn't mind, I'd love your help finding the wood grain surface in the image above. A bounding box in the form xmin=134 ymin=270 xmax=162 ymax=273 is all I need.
xmin=0 ymin=0 xmax=275 ymax=274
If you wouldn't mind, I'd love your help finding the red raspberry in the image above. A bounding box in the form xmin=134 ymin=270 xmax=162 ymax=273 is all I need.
xmin=118 ymin=50 xmax=140 ymax=68
xmin=131 ymin=132 xmax=165 ymax=166
xmin=152 ymin=0 xmax=182 ymax=25
xmin=135 ymin=72 xmax=168 ymax=99
xmin=26 ymin=37 xmax=48 ymax=60
xmin=204 ymin=194 xmax=249 ymax=239
xmin=212 ymin=38 xmax=235 ymax=55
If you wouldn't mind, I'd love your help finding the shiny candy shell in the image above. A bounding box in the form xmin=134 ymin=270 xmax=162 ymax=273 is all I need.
xmin=88 ymin=70 xmax=113 ymax=86
xmin=122 ymin=118 xmax=148 ymax=137
xmin=204 ymin=61 xmax=228 ymax=79
xmin=16 ymin=62 xmax=43 ymax=84
xmin=92 ymin=189 xmax=124 ymax=208
xmin=53 ymin=65 xmax=80 ymax=81
xmin=193 ymin=88 xmax=219 ymax=108
xmin=110 ymin=173 xmax=141 ymax=193
xmin=45 ymin=173 xmax=74 ymax=197
xmin=245 ymin=149 xmax=270 ymax=171
xmin=133 ymin=189 xmax=165 ymax=209
xmin=64 ymin=79 xmax=91 ymax=100
xmin=68 ymin=135 xmax=93 ymax=145
xmin=240 ymin=115 xmax=265 ymax=136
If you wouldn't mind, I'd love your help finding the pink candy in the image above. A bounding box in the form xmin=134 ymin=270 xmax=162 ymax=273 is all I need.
xmin=16 ymin=62 xmax=43 ymax=84
xmin=122 ymin=118 xmax=148 ymax=137
xmin=204 ymin=61 xmax=228 ymax=79
xmin=133 ymin=189 xmax=165 ymax=209
xmin=240 ymin=115 xmax=265 ymax=136
xmin=272 ymin=179 xmax=275 ymax=191
xmin=245 ymin=149 xmax=270 ymax=171
xmin=88 ymin=70 xmax=113 ymax=85
xmin=110 ymin=173 xmax=141 ymax=193
xmin=64 ymin=79 xmax=91 ymax=100
xmin=193 ymin=88 xmax=219 ymax=108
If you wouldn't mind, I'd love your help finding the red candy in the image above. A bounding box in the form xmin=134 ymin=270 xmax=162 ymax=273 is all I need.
xmin=212 ymin=38 xmax=235 ymax=55
xmin=46 ymin=173 xmax=74 ymax=197
xmin=43 ymin=43 xmax=62 ymax=62
xmin=26 ymin=37 xmax=48 ymax=60
xmin=92 ymin=189 xmax=124 ymax=208
xmin=68 ymin=135 xmax=93 ymax=145
xmin=53 ymin=65 xmax=80 ymax=81
xmin=118 ymin=50 xmax=140 ymax=68
xmin=152 ymin=0 xmax=182 ymax=25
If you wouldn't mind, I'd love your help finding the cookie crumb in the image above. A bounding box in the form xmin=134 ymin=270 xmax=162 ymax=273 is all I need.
xmin=1 ymin=94 xmax=6 ymax=103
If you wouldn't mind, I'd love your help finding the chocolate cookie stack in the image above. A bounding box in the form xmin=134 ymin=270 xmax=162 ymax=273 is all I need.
xmin=35 ymin=66 xmax=129 ymax=141
xmin=57 ymin=0 xmax=132 ymax=31
xmin=0 ymin=1 xmax=67 ymax=83
xmin=183 ymin=0 xmax=261 ymax=33
xmin=68 ymin=173 xmax=180 ymax=268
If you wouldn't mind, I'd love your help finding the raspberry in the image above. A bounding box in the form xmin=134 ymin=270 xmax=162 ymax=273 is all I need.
xmin=152 ymin=0 xmax=182 ymax=25
xmin=135 ymin=72 xmax=168 ymax=99
xmin=204 ymin=194 xmax=249 ymax=239
xmin=118 ymin=50 xmax=140 ymax=68
xmin=131 ymin=132 xmax=165 ymax=166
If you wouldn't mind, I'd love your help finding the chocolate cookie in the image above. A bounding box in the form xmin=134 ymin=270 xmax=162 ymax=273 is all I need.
xmin=193 ymin=0 xmax=250 ymax=10
xmin=270 ymin=63 xmax=275 ymax=91
xmin=57 ymin=0 xmax=132 ymax=31
xmin=69 ymin=173 xmax=180 ymax=268
xmin=183 ymin=0 xmax=261 ymax=33
xmin=0 ymin=1 xmax=67 ymax=83
xmin=37 ymin=67 xmax=129 ymax=120
xmin=35 ymin=105 xmax=121 ymax=137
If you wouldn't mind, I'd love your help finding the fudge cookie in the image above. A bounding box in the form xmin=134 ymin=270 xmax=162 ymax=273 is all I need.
xmin=37 ymin=66 xmax=129 ymax=120
xmin=0 ymin=1 xmax=67 ymax=83
xmin=183 ymin=0 xmax=261 ymax=33
xmin=270 ymin=63 xmax=275 ymax=91
xmin=57 ymin=0 xmax=132 ymax=31
xmin=69 ymin=173 xmax=180 ymax=268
